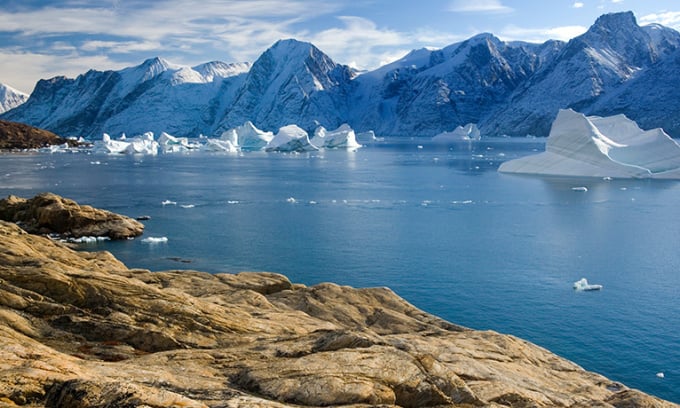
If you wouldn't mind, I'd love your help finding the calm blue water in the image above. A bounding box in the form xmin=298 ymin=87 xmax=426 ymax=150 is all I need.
xmin=1 ymin=139 xmax=678 ymax=402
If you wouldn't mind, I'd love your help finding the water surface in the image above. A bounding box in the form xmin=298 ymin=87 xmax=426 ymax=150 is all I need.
xmin=1 ymin=139 xmax=678 ymax=402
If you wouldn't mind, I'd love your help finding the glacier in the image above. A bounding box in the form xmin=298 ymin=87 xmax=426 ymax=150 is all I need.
xmin=498 ymin=109 xmax=680 ymax=179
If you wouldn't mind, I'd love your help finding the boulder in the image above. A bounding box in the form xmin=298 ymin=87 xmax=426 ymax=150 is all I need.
xmin=0 ymin=193 xmax=144 ymax=239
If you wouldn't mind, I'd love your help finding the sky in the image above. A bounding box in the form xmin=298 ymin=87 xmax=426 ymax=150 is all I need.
xmin=1 ymin=0 xmax=680 ymax=94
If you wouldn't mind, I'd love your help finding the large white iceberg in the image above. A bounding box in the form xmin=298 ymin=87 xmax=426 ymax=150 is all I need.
xmin=93 ymin=132 xmax=159 ymax=155
xmin=220 ymin=121 xmax=274 ymax=151
xmin=499 ymin=109 xmax=680 ymax=179
xmin=265 ymin=125 xmax=318 ymax=152
xmin=158 ymin=132 xmax=201 ymax=153
xmin=432 ymin=123 xmax=481 ymax=142
xmin=311 ymin=124 xmax=362 ymax=149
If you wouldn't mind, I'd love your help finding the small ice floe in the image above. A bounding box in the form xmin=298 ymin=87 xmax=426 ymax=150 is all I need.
xmin=603 ymin=176 xmax=612 ymax=181
xmin=161 ymin=200 xmax=177 ymax=206
xmin=136 ymin=215 xmax=151 ymax=221
xmin=417 ymin=145 xmax=423 ymax=149
xmin=571 ymin=186 xmax=588 ymax=192
xmin=180 ymin=204 xmax=195 ymax=209
xmin=656 ymin=372 xmax=665 ymax=379
xmin=68 ymin=236 xmax=111 ymax=244
xmin=286 ymin=197 xmax=297 ymax=203
xmin=573 ymin=278 xmax=603 ymax=291
xmin=142 ymin=237 xmax=168 ymax=244
xmin=227 ymin=200 xmax=240 ymax=204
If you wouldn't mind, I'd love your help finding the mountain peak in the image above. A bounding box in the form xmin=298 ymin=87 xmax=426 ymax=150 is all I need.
xmin=592 ymin=11 xmax=637 ymax=31
xmin=0 ymin=83 xmax=29 ymax=114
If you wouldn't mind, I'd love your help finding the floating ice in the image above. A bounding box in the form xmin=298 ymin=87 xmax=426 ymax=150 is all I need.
xmin=656 ymin=372 xmax=665 ymax=378
xmin=68 ymin=236 xmax=111 ymax=244
xmin=286 ymin=197 xmax=297 ymax=203
xmin=432 ymin=123 xmax=481 ymax=142
xmin=201 ymin=138 xmax=238 ymax=152
xmin=220 ymin=121 xmax=274 ymax=151
xmin=162 ymin=200 xmax=177 ymax=206
xmin=142 ymin=237 xmax=168 ymax=244
xmin=499 ymin=109 xmax=680 ymax=179
xmin=356 ymin=130 xmax=383 ymax=143
xmin=573 ymin=278 xmax=603 ymax=291
xmin=93 ymin=132 xmax=159 ymax=155
xmin=158 ymin=132 xmax=201 ymax=153
xmin=571 ymin=186 xmax=588 ymax=192
xmin=266 ymin=125 xmax=318 ymax=152
xmin=180 ymin=204 xmax=195 ymax=208
xmin=310 ymin=124 xmax=362 ymax=149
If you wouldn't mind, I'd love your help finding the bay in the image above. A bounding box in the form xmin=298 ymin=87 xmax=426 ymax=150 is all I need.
xmin=1 ymin=138 xmax=678 ymax=402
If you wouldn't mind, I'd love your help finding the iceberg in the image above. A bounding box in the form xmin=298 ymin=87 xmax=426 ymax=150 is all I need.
xmin=432 ymin=123 xmax=481 ymax=143
xmin=356 ymin=130 xmax=382 ymax=144
xmin=499 ymin=109 xmax=680 ymax=179
xmin=141 ymin=236 xmax=168 ymax=244
xmin=93 ymin=132 xmax=159 ymax=155
xmin=310 ymin=124 xmax=362 ymax=149
xmin=573 ymin=278 xmax=603 ymax=291
xmin=158 ymin=132 xmax=200 ymax=153
xmin=265 ymin=125 xmax=318 ymax=152
xmin=200 ymin=138 xmax=238 ymax=152
xmin=220 ymin=121 xmax=274 ymax=151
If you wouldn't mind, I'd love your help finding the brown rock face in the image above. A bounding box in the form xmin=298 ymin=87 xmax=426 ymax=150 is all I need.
xmin=0 ymin=193 xmax=144 ymax=239
xmin=0 ymin=220 xmax=676 ymax=407
xmin=0 ymin=120 xmax=75 ymax=150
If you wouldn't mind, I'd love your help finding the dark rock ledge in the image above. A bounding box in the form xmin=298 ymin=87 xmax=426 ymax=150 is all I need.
xmin=0 ymin=196 xmax=676 ymax=407
xmin=0 ymin=193 xmax=144 ymax=239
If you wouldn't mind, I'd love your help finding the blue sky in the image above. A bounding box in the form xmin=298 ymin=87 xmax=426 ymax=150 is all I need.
xmin=1 ymin=0 xmax=679 ymax=93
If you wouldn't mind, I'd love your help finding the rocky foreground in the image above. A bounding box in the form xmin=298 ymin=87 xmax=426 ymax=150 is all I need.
xmin=0 ymin=193 xmax=143 ymax=240
xmin=0 ymin=219 xmax=677 ymax=407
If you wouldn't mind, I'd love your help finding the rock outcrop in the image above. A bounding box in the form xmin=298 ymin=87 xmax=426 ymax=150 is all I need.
xmin=0 ymin=120 xmax=74 ymax=150
xmin=0 ymin=219 xmax=676 ymax=407
xmin=0 ymin=193 xmax=144 ymax=239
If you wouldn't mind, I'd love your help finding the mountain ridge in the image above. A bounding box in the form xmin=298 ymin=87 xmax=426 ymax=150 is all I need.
xmin=3 ymin=11 xmax=680 ymax=138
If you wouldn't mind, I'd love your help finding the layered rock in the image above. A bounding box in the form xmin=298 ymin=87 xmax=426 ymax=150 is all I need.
xmin=0 ymin=219 xmax=675 ymax=407
xmin=0 ymin=193 xmax=143 ymax=239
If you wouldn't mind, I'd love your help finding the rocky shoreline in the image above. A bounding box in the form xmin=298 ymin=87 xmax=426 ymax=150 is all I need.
xmin=0 ymin=196 xmax=677 ymax=407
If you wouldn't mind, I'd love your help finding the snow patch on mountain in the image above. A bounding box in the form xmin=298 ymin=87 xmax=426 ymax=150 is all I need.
xmin=0 ymin=83 xmax=29 ymax=114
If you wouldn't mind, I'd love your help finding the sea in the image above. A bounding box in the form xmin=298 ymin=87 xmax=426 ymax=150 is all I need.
xmin=1 ymin=138 xmax=678 ymax=403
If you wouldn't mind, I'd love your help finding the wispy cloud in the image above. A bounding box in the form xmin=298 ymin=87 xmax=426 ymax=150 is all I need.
xmin=639 ymin=11 xmax=680 ymax=31
xmin=448 ymin=0 xmax=513 ymax=13
xmin=573 ymin=2 xmax=585 ymax=8
xmin=499 ymin=25 xmax=588 ymax=43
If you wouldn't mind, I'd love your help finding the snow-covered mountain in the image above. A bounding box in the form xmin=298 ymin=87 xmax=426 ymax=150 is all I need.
xmin=0 ymin=83 xmax=29 ymax=114
xmin=482 ymin=11 xmax=680 ymax=136
xmin=2 ymin=58 xmax=250 ymax=138
xmin=3 ymin=12 xmax=680 ymax=138
xmin=214 ymin=39 xmax=356 ymax=134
